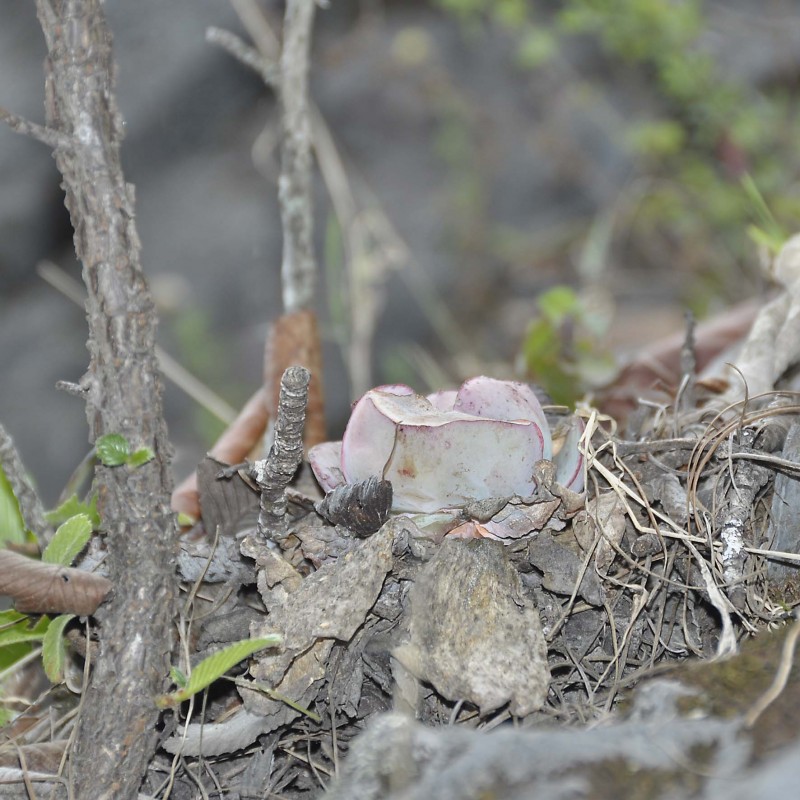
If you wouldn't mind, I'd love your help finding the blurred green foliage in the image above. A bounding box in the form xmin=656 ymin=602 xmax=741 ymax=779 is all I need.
xmin=0 ymin=468 xmax=29 ymax=548
xmin=521 ymin=285 xmax=616 ymax=406
xmin=434 ymin=0 xmax=799 ymax=287
xmin=434 ymin=0 xmax=799 ymax=399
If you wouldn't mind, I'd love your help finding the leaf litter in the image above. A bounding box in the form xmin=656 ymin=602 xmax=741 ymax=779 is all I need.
xmin=9 ymin=240 xmax=800 ymax=798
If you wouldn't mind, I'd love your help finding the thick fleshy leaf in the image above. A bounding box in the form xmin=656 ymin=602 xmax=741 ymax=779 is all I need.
xmin=426 ymin=389 xmax=457 ymax=411
xmin=453 ymin=376 xmax=551 ymax=459
xmin=342 ymin=390 xmax=435 ymax=484
xmin=307 ymin=441 xmax=345 ymax=493
xmin=384 ymin=416 xmax=545 ymax=512
xmin=370 ymin=384 xmax=415 ymax=397
xmin=552 ymin=416 xmax=585 ymax=492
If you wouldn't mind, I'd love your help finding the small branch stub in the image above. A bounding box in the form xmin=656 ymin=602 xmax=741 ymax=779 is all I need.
xmin=251 ymin=366 xmax=310 ymax=541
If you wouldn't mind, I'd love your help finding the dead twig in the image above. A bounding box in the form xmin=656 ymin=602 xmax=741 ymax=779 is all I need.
xmin=251 ymin=366 xmax=310 ymax=542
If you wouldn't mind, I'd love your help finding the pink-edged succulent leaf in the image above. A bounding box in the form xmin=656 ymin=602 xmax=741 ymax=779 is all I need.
xmin=426 ymin=389 xmax=458 ymax=411
xmin=374 ymin=383 xmax=415 ymax=395
xmin=307 ymin=441 xmax=345 ymax=493
xmin=311 ymin=378 xmax=583 ymax=516
xmin=341 ymin=388 xmax=548 ymax=512
xmin=384 ymin=415 xmax=545 ymax=512
xmin=341 ymin=390 xmax=435 ymax=485
xmin=552 ymin=416 xmax=585 ymax=492
xmin=453 ymin=376 xmax=551 ymax=459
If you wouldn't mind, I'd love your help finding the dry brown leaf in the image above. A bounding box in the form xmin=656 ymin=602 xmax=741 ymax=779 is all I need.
xmin=196 ymin=456 xmax=259 ymax=537
xmin=599 ymin=299 xmax=760 ymax=423
xmin=0 ymin=548 xmax=111 ymax=615
xmin=171 ymin=386 xmax=269 ymax=518
xmin=265 ymin=309 xmax=326 ymax=448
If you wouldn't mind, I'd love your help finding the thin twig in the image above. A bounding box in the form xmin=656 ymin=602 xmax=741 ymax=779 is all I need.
xmin=0 ymin=104 xmax=73 ymax=150
xmin=206 ymin=26 xmax=278 ymax=87
xmin=38 ymin=261 xmax=237 ymax=425
xmin=278 ymin=0 xmax=318 ymax=313
xmin=251 ymin=366 xmax=310 ymax=541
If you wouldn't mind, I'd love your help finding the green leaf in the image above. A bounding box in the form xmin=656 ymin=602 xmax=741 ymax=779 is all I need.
xmin=536 ymin=285 xmax=579 ymax=324
xmin=42 ymin=514 xmax=93 ymax=566
xmin=95 ymin=434 xmax=130 ymax=467
xmin=42 ymin=614 xmax=75 ymax=684
xmin=170 ymin=666 xmax=187 ymax=688
xmin=127 ymin=447 xmax=155 ymax=468
xmin=176 ymin=512 xmax=196 ymax=528
xmin=0 ymin=467 xmax=28 ymax=547
xmin=45 ymin=494 xmax=100 ymax=528
xmin=156 ymin=635 xmax=282 ymax=708
xmin=0 ymin=611 xmax=50 ymax=648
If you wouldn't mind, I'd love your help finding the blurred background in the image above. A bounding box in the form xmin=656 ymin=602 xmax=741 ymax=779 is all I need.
xmin=2 ymin=0 xmax=800 ymax=504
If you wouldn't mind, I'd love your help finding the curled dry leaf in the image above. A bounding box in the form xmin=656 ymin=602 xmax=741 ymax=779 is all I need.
xmin=315 ymin=476 xmax=392 ymax=537
xmin=265 ymin=309 xmax=326 ymax=448
xmin=0 ymin=548 xmax=111 ymax=615
xmin=171 ymin=386 xmax=269 ymax=519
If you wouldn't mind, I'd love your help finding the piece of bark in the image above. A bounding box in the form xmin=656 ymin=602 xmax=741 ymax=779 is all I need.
xmin=392 ymin=538 xmax=550 ymax=717
xmin=252 ymin=365 xmax=310 ymax=542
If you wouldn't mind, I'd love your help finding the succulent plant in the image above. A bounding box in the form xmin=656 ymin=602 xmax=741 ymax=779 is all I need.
xmin=308 ymin=377 xmax=584 ymax=516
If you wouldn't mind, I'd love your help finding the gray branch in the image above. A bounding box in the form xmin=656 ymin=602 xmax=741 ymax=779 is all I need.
xmin=279 ymin=0 xmax=318 ymax=313
xmin=251 ymin=366 xmax=310 ymax=541
xmin=23 ymin=0 xmax=178 ymax=796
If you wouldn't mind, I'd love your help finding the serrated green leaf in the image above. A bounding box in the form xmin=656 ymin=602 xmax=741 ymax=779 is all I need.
xmin=0 ymin=467 xmax=27 ymax=547
xmin=170 ymin=666 xmax=187 ymax=688
xmin=45 ymin=494 xmax=100 ymax=528
xmin=127 ymin=447 xmax=154 ymax=468
xmin=42 ymin=614 xmax=75 ymax=684
xmin=42 ymin=514 xmax=93 ymax=566
xmin=0 ymin=613 xmax=49 ymax=648
xmin=156 ymin=635 xmax=282 ymax=708
xmin=95 ymin=434 xmax=130 ymax=467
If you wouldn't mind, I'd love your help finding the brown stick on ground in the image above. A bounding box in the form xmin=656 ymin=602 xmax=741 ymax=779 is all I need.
xmin=14 ymin=1 xmax=178 ymax=796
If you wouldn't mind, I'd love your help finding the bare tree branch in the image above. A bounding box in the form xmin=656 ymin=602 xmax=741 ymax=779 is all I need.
xmin=19 ymin=1 xmax=179 ymax=796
